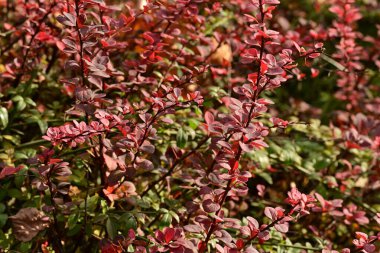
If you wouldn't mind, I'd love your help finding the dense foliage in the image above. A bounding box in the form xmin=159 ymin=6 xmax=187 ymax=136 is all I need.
xmin=0 ymin=0 xmax=380 ymax=252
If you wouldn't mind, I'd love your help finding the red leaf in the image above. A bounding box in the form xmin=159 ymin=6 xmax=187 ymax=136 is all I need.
xmin=142 ymin=32 xmax=155 ymax=45
xmin=35 ymin=32 xmax=52 ymax=41
xmin=232 ymin=161 xmax=239 ymax=171
xmin=56 ymin=41 xmax=66 ymax=51
xmin=164 ymin=228 xmax=175 ymax=244
xmin=236 ymin=239 xmax=244 ymax=249
xmin=103 ymin=154 xmax=118 ymax=171
xmin=311 ymin=68 xmax=319 ymax=78
xmin=204 ymin=111 xmax=215 ymax=125
xmin=0 ymin=166 xmax=23 ymax=180
xmin=248 ymin=73 xmax=258 ymax=83
xmin=260 ymin=61 xmax=268 ymax=74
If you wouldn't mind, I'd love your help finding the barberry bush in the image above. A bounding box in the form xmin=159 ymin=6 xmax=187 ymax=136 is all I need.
xmin=0 ymin=0 xmax=380 ymax=252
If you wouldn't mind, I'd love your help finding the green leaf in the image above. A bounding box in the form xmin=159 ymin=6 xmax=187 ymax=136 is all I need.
xmin=176 ymin=128 xmax=188 ymax=148
xmin=127 ymin=245 xmax=135 ymax=252
xmin=14 ymin=168 xmax=27 ymax=187
xmin=136 ymin=198 xmax=151 ymax=209
xmin=8 ymin=189 xmax=23 ymax=199
xmin=161 ymin=213 xmax=172 ymax=227
xmin=2 ymin=134 xmax=19 ymax=144
xmin=12 ymin=95 xmax=23 ymax=102
xmin=0 ymin=107 xmax=8 ymax=130
xmin=169 ymin=211 xmax=180 ymax=223
xmin=19 ymin=242 xmax=32 ymax=252
xmin=24 ymin=97 xmax=36 ymax=107
xmin=13 ymin=95 xmax=26 ymax=111
xmin=320 ymin=54 xmax=346 ymax=71
xmin=251 ymin=149 xmax=270 ymax=169
xmin=188 ymin=118 xmax=199 ymax=129
xmin=0 ymin=214 xmax=8 ymax=228
xmin=120 ymin=213 xmax=137 ymax=230
xmin=106 ymin=217 xmax=118 ymax=240
xmin=67 ymin=224 xmax=81 ymax=236
xmin=194 ymin=106 xmax=202 ymax=116
xmin=153 ymin=70 xmax=164 ymax=79
xmin=257 ymin=171 xmax=273 ymax=184
xmin=204 ymin=12 xmax=233 ymax=35
xmin=37 ymin=120 xmax=48 ymax=134
xmin=14 ymin=152 xmax=29 ymax=160
xmin=0 ymin=203 xmax=5 ymax=213
xmin=87 ymin=195 xmax=99 ymax=212
xmin=68 ymin=213 xmax=79 ymax=230
xmin=93 ymin=214 xmax=107 ymax=224
xmin=16 ymin=100 xmax=27 ymax=111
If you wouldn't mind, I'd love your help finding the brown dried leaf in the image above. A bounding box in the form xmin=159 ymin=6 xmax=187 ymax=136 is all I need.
xmin=10 ymin=207 xmax=50 ymax=242
xmin=210 ymin=38 xmax=232 ymax=66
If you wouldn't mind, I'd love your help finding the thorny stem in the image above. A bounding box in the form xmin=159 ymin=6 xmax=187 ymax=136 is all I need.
xmin=141 ymin=136 xmax=210 ymax=197
xmin=119 ymin=100 xmax=196 ymax=186
xmin=12 ymin=1 xmax=57 ymax=87
xmin=157 ymin=44 xmax=186 ymax=89
xmin=83 ymin=166 xmax=90 ymax=234
xmin=245 ymin=206 xmax=296 ymax=247
xmin=98 ymin=134 xmax=106 ymax=186
xmin=200 ymin=98 xmax=259 ymax=252
xmin=47 ymin=173 xmax=65 ymax=253
xmin=200 ymin=1 xmax=266 ymax=251
xmin=74 ymin=0 xmax=87 ymax=86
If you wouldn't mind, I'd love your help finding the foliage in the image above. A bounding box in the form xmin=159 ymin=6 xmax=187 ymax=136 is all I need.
xmin=0 ymin=0 xmax=379 ymax=252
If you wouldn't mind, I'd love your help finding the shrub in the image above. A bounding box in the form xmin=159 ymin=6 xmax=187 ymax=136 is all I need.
xmin=0 ymin=0 xmax=379 ymax=252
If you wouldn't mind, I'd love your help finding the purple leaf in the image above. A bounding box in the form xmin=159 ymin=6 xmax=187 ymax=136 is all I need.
xmin=264 ymin=207 xmax=277 ymax=221
xmin=202 ymin=199 xmax=220 ymax=213
xmin=57 ymin=12 xmax=77 ymax=27
xmin=274 ymin=222 xmax=289 ymax=233
xmin=245 ymin=246 xmax=260 ymax=253
xmin=184 ymin=224 xmax=202 ymax=233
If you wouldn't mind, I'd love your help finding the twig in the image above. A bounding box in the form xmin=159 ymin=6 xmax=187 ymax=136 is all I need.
xmin=141 ymin=136 xmax=210 ymax=197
